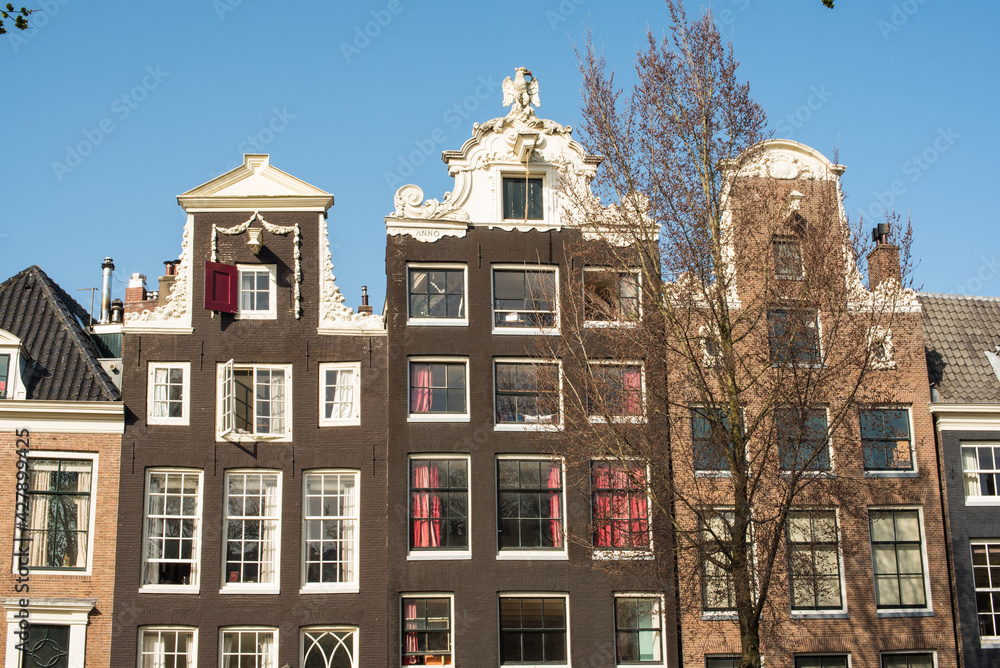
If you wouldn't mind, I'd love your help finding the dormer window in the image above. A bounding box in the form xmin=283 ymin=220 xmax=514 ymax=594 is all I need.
xmin=502 ymin=176 xmax=543 ymax=221
xmin=0 ymin=329 xmax=26 ymax=400
xmin=0 ymin=353 xmax=8 ymax=399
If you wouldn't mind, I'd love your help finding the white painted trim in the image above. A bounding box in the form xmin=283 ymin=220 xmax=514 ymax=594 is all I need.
xmin=407 ymin=455 xmax=471 ymax=560
xmin=221 ymin=470 xmax=282 ymax=593
xmin=3 ymin=598 xmax=94 ymax=668
xmin=495 ymin=455 xmax=567 ymax=559
xmin=496 ymin=592 xmax=571 ymax=668
xmin=218 ymin=627 xmax=279 ymax=668
xmin=318 ymin=363 xmax=361 ymax=427
xmin=0 ymin=401 xmax=123 ymax=434
xmin=300 ymin=469 xmax=359 ymax=592
xmin=612 ymin=593 xmax=668 ymax=667
xmin=586 ymin=360 xmax=646 ymax=423
xmin=146 ymin=362 xmax=191 ymax=426
xmin=137 ymin=626 xmax=198 ymax=668
xmin=140 ymin=468 xmax=204 ymax=594
xmin=216 ymin=363 xmax=293 ymax=442
xmin=867 ymin=505 xmax=933 ymax=615
xmin=406 ymin=263 xmax=469 ymax=326
xmin=493 ymin=358 xmax=564 ymax=431
xmin=234 ymin=264 xmax=277 ymax=320
xmin=491 ymin=264 xmax=560 ymax=336
xmin=407 ymin=357 xmax=471 ymax=423
xmin=582 ymin=266 xmax=643 ymax=326
xmin=300 ymin=627 xmax=359 ymax=668
xmin=399 ymin=594 xmax=455 ymax=666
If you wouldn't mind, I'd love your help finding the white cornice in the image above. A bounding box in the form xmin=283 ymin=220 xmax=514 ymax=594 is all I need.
xmin=0 ymin=401 xmax=124 ymax=434
xmin=177 ymin=154 xmax=333 ymax=212
xmin=930 ymin=403 xmax=1000 ymax=432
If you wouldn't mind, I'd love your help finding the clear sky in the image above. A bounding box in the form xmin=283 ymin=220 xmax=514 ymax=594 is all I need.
xmin=2 ymin=0 xmax=995 ymax=314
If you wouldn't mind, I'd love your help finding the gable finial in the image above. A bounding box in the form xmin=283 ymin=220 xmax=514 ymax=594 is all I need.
xmin=502 ymin=67 xmax=541 ymax=119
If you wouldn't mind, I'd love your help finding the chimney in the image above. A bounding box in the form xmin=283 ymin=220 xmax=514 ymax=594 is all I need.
xmin=125 ymin=273 xmax=148 ymax=307
xmin=867 ymin=223 xmax=901 ymax=290
xmin=358 ymin=286 xmax=373 ymax=315
xmin=158 ymin=260 xmax=179 ymax=308
xmin=99 ymin=257 xmax=114 ymax=324
xmin=110 ymin=299 xmax=124 ymax=324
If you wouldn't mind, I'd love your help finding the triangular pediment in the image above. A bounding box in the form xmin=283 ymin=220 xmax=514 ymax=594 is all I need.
xmin=178 ymin=154 xmax=334 ymax=212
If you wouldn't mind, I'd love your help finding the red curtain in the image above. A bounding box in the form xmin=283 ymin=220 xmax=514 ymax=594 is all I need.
xmin=593 ymin=463 xmax=649 ymax=548
xmin=403 ymin=599 xmax=419 ymax=664
xmin=410 ymin=364 xmax=432 ymax=413
xmin=411 ymin=463 xmax=442 ymax=548
xmin=629 ymin=464 xmax=650 ymax=547
xmin=547 ymin=464 xmax=562 ymax=548
xmin=593 ymin=464 xmax=613 ymax=547
xmin=624 ymin=367 xmax=641 ymax=416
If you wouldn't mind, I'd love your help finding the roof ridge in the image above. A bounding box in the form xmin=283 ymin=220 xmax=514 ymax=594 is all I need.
xmin=918 ymin=291 xmax=1000 ymax=302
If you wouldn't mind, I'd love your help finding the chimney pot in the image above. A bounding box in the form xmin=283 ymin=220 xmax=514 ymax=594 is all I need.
xmin=358 ymin=285 xmax=373 ymax=315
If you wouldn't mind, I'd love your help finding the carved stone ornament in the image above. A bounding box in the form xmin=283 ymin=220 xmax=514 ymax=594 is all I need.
xmin=868 ymin=326 xmax=897 ymax=370
xmin=735 ymin=140 xmax=845 ymax=182
xmin=391 ymin=185 xmax=469 ymax=222
xmin=318 ymin=214 xmax=384 ymax=334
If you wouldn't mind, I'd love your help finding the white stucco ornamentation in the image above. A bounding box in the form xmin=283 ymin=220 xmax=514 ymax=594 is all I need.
xmin=124 ymin=215 xmax=193 ymax=329
xmin=318 ymin=214 xmax=384 ymax=335
xmin=868 ymin=326 xmax=897 ymax=370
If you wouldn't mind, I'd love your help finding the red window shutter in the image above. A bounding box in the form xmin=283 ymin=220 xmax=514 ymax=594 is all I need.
xmin=205 ymin=261 xmax=238 ymax=313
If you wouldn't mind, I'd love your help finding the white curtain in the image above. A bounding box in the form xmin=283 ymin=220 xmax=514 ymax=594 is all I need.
xmin=259 ymin=632 xmax=275 ymax=668
xmin=222 ymin=632 xmax=236 ymax=668
xmin=152 ymin=368 xmax=169 ymax=418
xmin=71 ymin=464 xmax=91 ymax=568
xmin=269 ymin=370 xmax=285 ymax=433
xmin=328 ymin=369 xmax=354 ymax=419
xmin=261 ymin=477 xmax=279 ymax=583
xmin=27 ymin=468 xmax=51 ymax=566
xmin=964 ymin=448 xmax=981 ymax=496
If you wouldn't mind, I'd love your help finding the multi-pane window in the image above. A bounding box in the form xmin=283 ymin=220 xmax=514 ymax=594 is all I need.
xmin=869 ymin=509 xmax=927 ymax=609
xmin=238 ymin=265 xmax=274 ymax=317
xmin=409 ymin=361 xmax=467 ymax=417
xmin=21 ymin=625 xmax=70 ymax=668
xmin=148 ymin=363 xmax=189 ymax=424
xmin=615 ymin=596 xmax=664 ymax=664
xmin=773 ymin=238 xmax=803 ymax=279
xmin=776 ymin=408 xmax=830 ymax=472
xmin=767 ymin=308 xmax=821 ymax=365
xmin=302 ymin=627 xmax=358 ymax=668
xmin=493 ymin=268 xmax=557 ymax=329
xmin=963 ymin=444 xmax=1000 ymax=498
xmin=409 ymin=267 xmax=466 ymax=320
xmin=584 ymin=269 xmax=640 ymax=323
xmin=221 ymin=628 xmax=277 ymax=668
xmin=320 ymin=362 xmax=359 ymax=425
xmin=881 ymin=654 xmax=934 ymax=668
xmin=592 ymin=461 xmax=650 ymax=551
xmin=495 ymin=361 xmax=560 ymax=426
xmin=860 ymin=408 xmax=913 ymax=472
xmin=224 ymin=471 xmax=281 ymax=587
xmin=402 ymin=597 xmax=452 ymax=666
xmin=499 ymin=596 xmax=567 ymax=665
xmin=794 ymin=657 xmax=849 ymax=668
xmin=410 ymin=458 xmax=468 ymax=551
xmin=25 ymin=458 xmax=92 ymax=570
xmin=972 ymin=541 xmax=1000 ymax=638
xmin=788 ymin=511 xmax=843 ymax=611
xmin=705 ymin=659 xmax=739 ymax=668
xmin=691 ymin=406 xmax=734 ymax=473
xmin=701 ymin=510 xmax=736 ymax=612
xmin=497 ymin=458 xmax=563 ymax=551
xmin=142 ymin=470 xmax=201 ymax=588
xmin=219 ymin=362 xmax=291 ymax=439
xmin=0 ymin=352 xmax=8 ymax=398
xmin=502 ymin=176 xmax=543 ymax=220
xmin=303 ymin=471 xmax=358 ymax=589
xmin=588 ymin=364 xmax=643 ymax=420
xmin=138 ymin=627 xmax=196 ymax=668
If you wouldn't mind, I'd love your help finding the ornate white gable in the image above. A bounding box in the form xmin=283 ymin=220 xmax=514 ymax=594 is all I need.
xmin=178 ymin=154 xmax=334 ymax=212
xmin=386 ymin=68 xmax=603 ymax=240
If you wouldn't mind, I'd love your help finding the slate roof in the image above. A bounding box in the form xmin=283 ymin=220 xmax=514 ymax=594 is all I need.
xmin=0 ymin=266 xmax=120 ymax=401
xmin=919 ymin=292 xmax=1000 ymax=404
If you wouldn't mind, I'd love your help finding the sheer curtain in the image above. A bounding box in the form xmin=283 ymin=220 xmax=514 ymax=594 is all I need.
xmin=410 ymin=365 xmax=431 ymax=413
xmin=261 ymin=478 xmax=279 ymax=583
xmin=222 ymin=633 xmax=236 ymax=668
xmin=403 ymin=600 xmax=420 ymax=664
xmin=269 ymin=371 xmax=286 ymax=434
xmin=624 ymin=367 xmax=641 ymax=416
xmin=258 ymin=632 xmax=274 ymax=668
xmin=153 ymin=367 xmax=169 ymax=418
xmin=965 ymin=448 xmax=981 ymax=496
xmin=71 ymin=464 xmax=92 ymax=567
xmin=547 ymin=465 xmax=562 ymax=548
xmin=27 ymin=466 xmax=51 ymax=566
xmin=411 ymin=463 xmax=441 ymax=548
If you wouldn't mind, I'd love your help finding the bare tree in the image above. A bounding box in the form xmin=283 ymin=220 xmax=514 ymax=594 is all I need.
xmin=543 ymin=3 xmax=918 ymax=667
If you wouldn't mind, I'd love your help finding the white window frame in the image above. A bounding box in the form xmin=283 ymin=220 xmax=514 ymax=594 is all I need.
xmin=140 ymin=468 xmax=203 ymax=594
xmin=407 ymin=357 xmax=471 ymax=423
xmin=0 ymin=329 xmax=27 ymax=400
xmin=400 ymin=593 xmax=454 ymax=667
xmin=971 ymin=540 xmax=1000 ymax=646
xmin=235 ymin=264 xmax=277 ymax=320
xmin=861 ymin=407 xmax=918 ymax=479
xmin=146 ymin=362 xmax=190 ymax=426
xmin=301 ymin=469 xmax=360 ymax=594
xmin=137 ymin=626 xmax=197 ymax=668
xmin=868 ymin=505 xmax=933 ymax=617
xmin=493 ymin=358 xmax=563 ymax=432
xmin=879 ymin=652 xmax=937 ymax=668
xmin=12 ymin=451 xmax=99 ymax=576
xmin=491 ymin=264 xmax=560 ymax=335
xmin=406 ymin=263 xmax=469 ymax=326
xmin=586 ymin=361 xmax=647 ymax=424
xmin=497 ymin=592 xmax=571 ymax=668
xmin=216 ymin=361 xmax=293 ymax=442
xmin=318 ymin=362 xmax=361 ymax=426
xmin=407 ymin=455 xmax=471 ymax=561
xmin=590 ymin=459 xmax=654 ymax=560
xmin=219 ymin=627 xmax=277 ymax=667
xmin=301 ymin=626 xmax=358 ymax=668
xmin=498 ymin=171 xmax=551 ymax=223
xmin=613 ymin=593 xmax=667 ymax=667
xmin=583 ymin=267 xmax=641 ymax=327
xmin=3 ymin=599 xmax=93 ymax=668
xmin=495 ymin=455 xmax=568 ymax=561
xmin=962 ymin=443 xmax=1000 ymax=505
xmin=221 ymin=469 xmax=282 ymax=594
xmin=787 ymin=507 xmax=848 ymax=619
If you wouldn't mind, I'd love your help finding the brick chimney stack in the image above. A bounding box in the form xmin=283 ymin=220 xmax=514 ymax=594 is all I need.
xmin=158 ymin=260 xmax=179 ymax=307
xmin=867 ymin=223 xmax=901 ymax=290
xmin=358 ymin=286 xmax=373 ymax=315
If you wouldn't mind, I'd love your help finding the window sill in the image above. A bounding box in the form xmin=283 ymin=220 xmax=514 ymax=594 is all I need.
xmin=147 ymin=417 xmax=190 ymax=427
xmin=790 ymin=610 xmax=849 ymax=620
xmin=979 ymin=639 xmax=1000 ymax=649
xmin=497 ymin=550 xmax=568 ymax=561
xmin=408 ymin=318 xmax=469 ymax=327
xmin=492 ymin=327 xmax=560 ymax=336
xmin=876 ymin=608 xmax=933 ymax=618
xmin=495 ymin=423 xmax=561 ymax=432
xmin=220 ymin=585 xmax=281 ymax=595
xmin=408 ymin=414 xmax=471 ymax=423
xmin=592 ymin=549 xmax=653 ymax=561
xmin=702 ymin=611 xmax=737 ymax=621
xmin=588 ymin=416 xmax=647 ymax=425
xmin=319 ymin=417 xmax=361 ymax=427
xmin=780 ymin=470 xmax=835 ymax=478
xmin=695 ymin=471 xmax=732 ymax=478
xmin=139 ymin=584 xmax=200 ymax=594
xmin=25 ymin=568 xmax=91 ymax=576
xmin=965 ymin=497 xmax=1000 ymax=506
xmin=233 ymin=311 xmax=277 ymax=320
xmin=407 ymin=551 xmax=472 ymax=561
xmin=217 ymin=432 xmax=293 ymax=443
xmin=584 ymin=320 xmax=639 ymax=329
xmin=865 ymin=470 xmax=919 ymax=478
xmin=300 ymin=583 xmax=359 ymax=594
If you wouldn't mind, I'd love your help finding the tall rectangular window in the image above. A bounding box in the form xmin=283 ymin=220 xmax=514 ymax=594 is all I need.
xmin=881 ymin=654 xmax=934 ymax=668
xmin=237 ymin=265 xmax=276 ymax=318
xmin=221 ymin=628 xmax=277 ymax=667
xmin=218 ymin=362 xmax=292 ymax=440
xmin=302 ymin=627 xmax=358 ymax=668
xmin=591 ymin=461 xmax=650 ymax=551
xmin=773 ymin=238 xmax=803 ymax=279
xmin=588 ymin=364 xmax=644 ymax=420
xmin=138 ymin=627 xmax=196 ymax=668
xmin=319 ymin=362 xmax=360 ymax=425
xmin=615 ymin=596 xmax=664 ymax=665
xmin=409 ymin=458 xmax=468 ymax=553
xmin=860 ymin=408 xmax=913 ymax=472
xmin=303 ymin=471 xmax=358 ymax=590
xmin=497 ymin=458 xmax=563 ymax=552
xmin=224 ymin=471 xmax=281 ymax=589
xmin=963 ymin=444 xmax=1000 ymax=498
xmin=409 ymin=266 xmax=466 ymax=320
xmin=776 ymin=408 xmax=830 ymax=472
xmin=495 ymin=361 xmax=560 ymax=427
xmin=401 ymin=596 xmax=452 ymax=666
xmin=701 ymin=510 xmax=736 ymax=612
xmin=499 ymin=596 xmax=567 ymax=665
xmin=584 ymin=269 xmax=640 ymax=323
xmin=148 ymin=362 xmax=190 ymax=425
xmin=25 ymin=458 xmax=93 ymax=570
xmin=691 ymin=406 xmax=734 ymax=473
xmin=972 ymin=541 xmax=1000 ymax=638
xmin=493 ymin=268 xmax=557 ymax=329
xmin=502 ymin=176 xmax=543 ymax=220
xmin=767 ymin=308 xmax=820 ymax=365
xmin=142 ymin=469 xmax=201 ymax=589
xmin=788 ymin=510 xmax=843 ymax=611
xmin=0 ymin=353 xmax=9 ymax=398
xmin=869 ymin=509 xmax=927 ymax=609
xmin=409 ymin=360 xmax=468 ymax=419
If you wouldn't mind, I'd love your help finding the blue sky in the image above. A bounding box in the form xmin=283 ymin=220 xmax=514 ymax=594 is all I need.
xmin=2 ymin=0 xmax=995 ymax=313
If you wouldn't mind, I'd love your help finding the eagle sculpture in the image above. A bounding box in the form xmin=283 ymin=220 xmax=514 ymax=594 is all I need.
xmin=502 ymin=67 xmax=540 ymax=118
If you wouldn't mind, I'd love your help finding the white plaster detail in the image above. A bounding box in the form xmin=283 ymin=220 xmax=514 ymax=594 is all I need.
xmin=318 ymin=214 xmax=385 ymax=335
xmin=391 ymin=185 xmax=470 ymax=221
xmin=177 ymin=154 xmax=333 ymax=212
xmin=868 ymin=326 xmax=897 ymax=370
xmin=124 ymin=215 xmax=193 ymax=330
